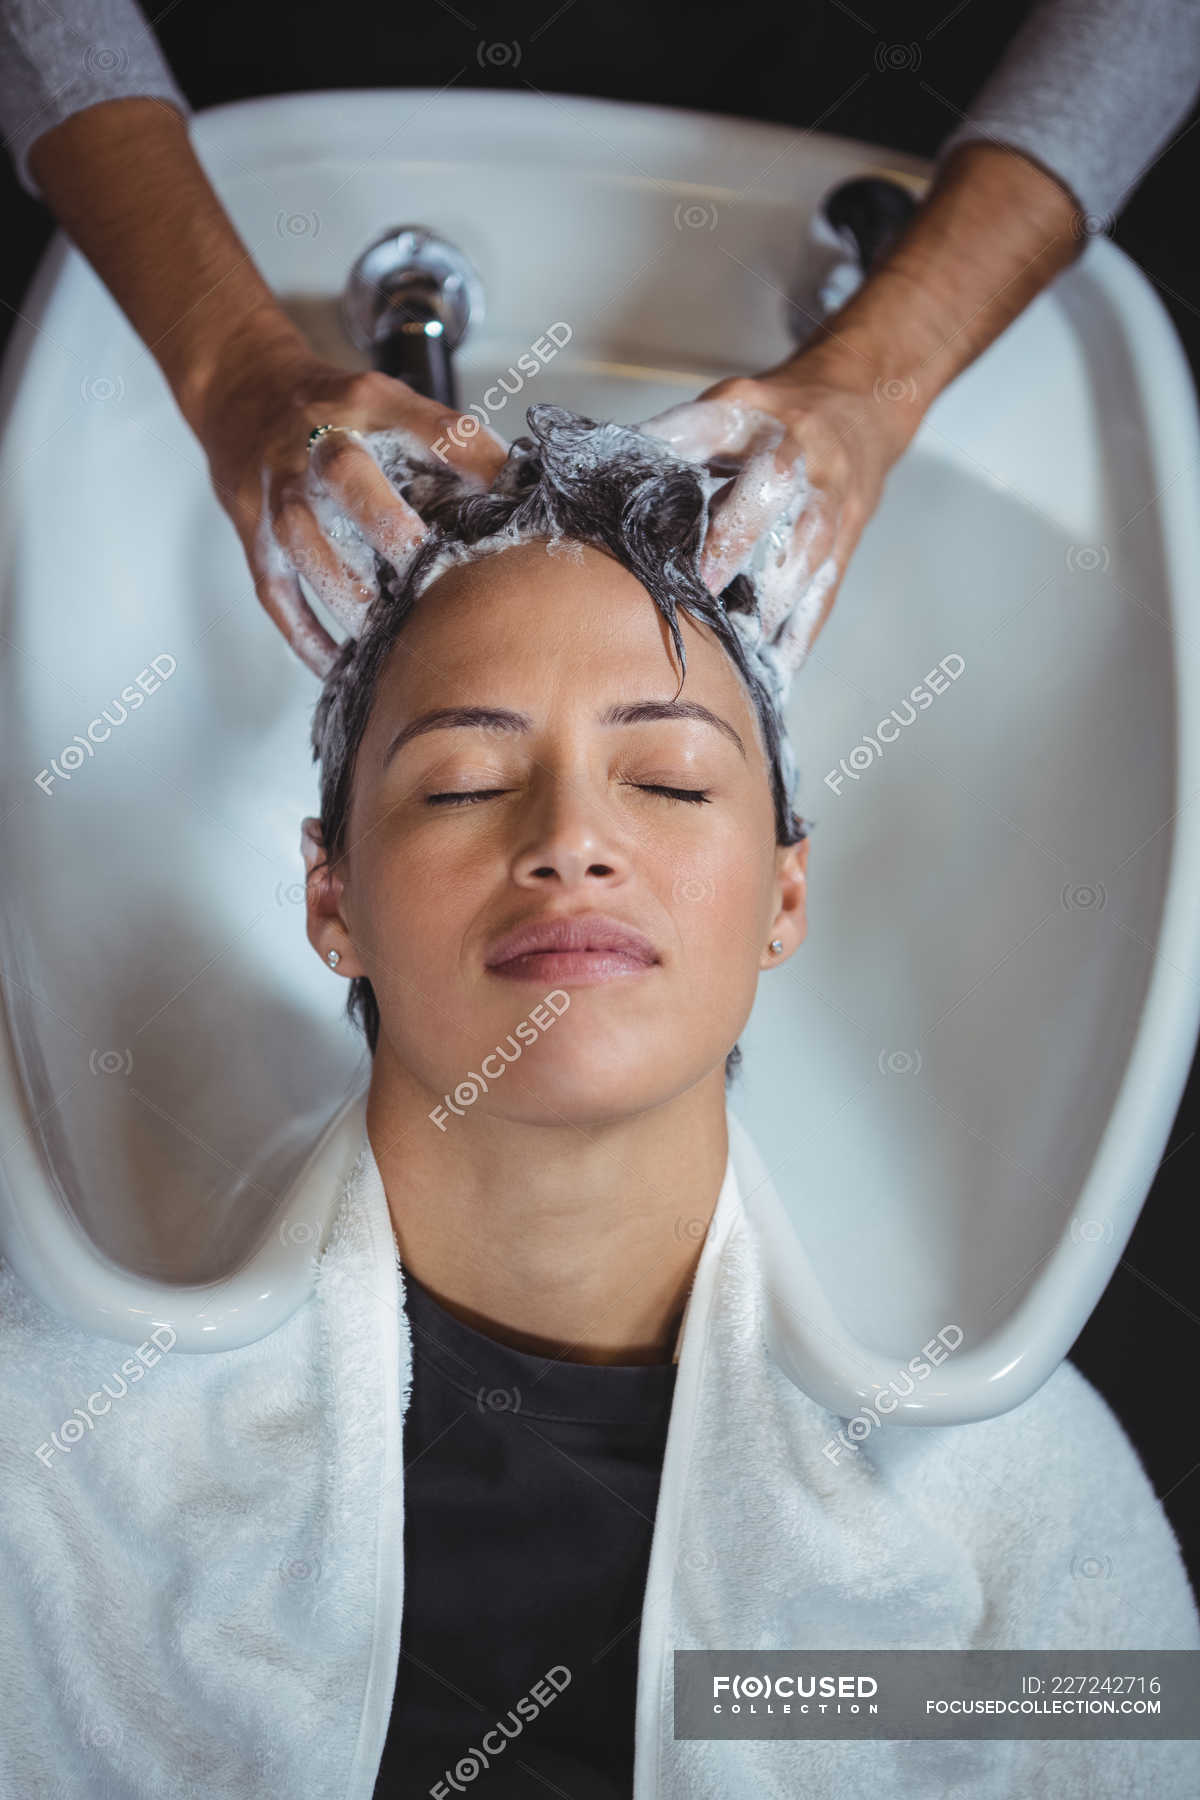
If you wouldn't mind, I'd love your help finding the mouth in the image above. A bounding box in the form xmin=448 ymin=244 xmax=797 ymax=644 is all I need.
xmin=484 ymin=911 xmax=661 ymax=985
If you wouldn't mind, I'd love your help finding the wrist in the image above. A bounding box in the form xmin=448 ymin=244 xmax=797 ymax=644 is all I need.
xmin=769 ymin=141 xmax=1081 ymax=450
xmin=175 ymin=301 xmax=314 ymax=443
xmin=765 ymin=306 xmax=936 ymax=463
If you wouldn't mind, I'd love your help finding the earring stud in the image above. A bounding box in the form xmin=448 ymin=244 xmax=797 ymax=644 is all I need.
xmin=769 ymin=939 xmax=783 ymax=954
xmin=327 ymin=949 xmax=341 ymax=968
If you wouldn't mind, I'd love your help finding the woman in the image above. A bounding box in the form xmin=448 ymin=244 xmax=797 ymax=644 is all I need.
xmin=5 ymin=400 xmax=1189 ymax=1800
xmin=301 ymin=403 xmax=811 ymax=1799
xmin=302 ymin=401 xmax=1200 ymax=1800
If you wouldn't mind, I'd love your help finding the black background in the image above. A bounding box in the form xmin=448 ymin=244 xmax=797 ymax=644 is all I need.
xmin=3 ymin=0 xmax=1199 ymax=1590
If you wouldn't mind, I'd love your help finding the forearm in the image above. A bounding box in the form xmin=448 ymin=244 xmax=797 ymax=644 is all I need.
xmin=782 ymin=142 xmax=1082 ymax=449
xmin=27 ymin=97 xmax=312 ymax=438
xmin=932 ymin=0 xmax=1200 ymax=228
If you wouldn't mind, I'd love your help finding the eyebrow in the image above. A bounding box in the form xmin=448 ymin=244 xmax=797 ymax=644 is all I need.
xmin=381 ymin=698 xmax=746 ymax=766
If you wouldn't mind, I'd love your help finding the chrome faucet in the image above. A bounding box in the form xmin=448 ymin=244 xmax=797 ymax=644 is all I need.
xmin=341 ymin=225 xmax=485 ymax=410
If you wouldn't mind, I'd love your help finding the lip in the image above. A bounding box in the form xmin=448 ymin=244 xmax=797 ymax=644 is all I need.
xmin=484 ymin=910 xmax=660 ymax=977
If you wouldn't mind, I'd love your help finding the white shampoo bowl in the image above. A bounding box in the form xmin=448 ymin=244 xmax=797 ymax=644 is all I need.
xmin=1 ymin=90 xmax=1198 ymax=1419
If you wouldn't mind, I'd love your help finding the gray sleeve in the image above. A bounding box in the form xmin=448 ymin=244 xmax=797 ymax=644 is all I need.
xmin=0 ymin=0 xmax=191 ymax=202
xmin=931 ymin=0 xmax=1200 ymax=225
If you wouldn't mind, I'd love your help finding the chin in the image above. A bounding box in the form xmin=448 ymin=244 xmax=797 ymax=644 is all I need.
xmin=479 ymin=1080 xmax=677 ymax=1129
xmin=433 ymin=1034 xmax=695 ymax=1128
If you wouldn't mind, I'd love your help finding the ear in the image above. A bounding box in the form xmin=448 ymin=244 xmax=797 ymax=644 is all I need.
xmin=763 ymin=834 xmax=809 ymax=964
xmin=300 ymin=815 xmax=325 ymax=876
xmin=301 ymin=816 xmax=362 ymax=976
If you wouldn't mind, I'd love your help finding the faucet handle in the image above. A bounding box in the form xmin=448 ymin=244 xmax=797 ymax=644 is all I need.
xmin=787 ymin=173 xmax=924 ymax=348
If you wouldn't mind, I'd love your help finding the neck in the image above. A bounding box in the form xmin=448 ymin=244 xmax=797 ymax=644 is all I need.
xmin=365 ymin=1047 xmax=730 ymax=1366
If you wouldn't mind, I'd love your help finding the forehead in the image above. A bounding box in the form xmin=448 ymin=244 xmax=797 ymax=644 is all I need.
xmin=365 ymin=537 xmax=756 ymax=731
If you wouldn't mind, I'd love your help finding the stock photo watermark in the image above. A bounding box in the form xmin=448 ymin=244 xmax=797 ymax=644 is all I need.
xmin=431 ymin=323 xmax=573 ymax=459
xmin=35 ymin=1325 xmax=177 ymax=1468
xmin=34 ymin=654 xmax=177 ymax=795
xmin=429 ymin=990 xmax=571 ymax=1130
xmin=824 ymin=654 xmax=964 ymax=795
xmin=429 ymin=1664 xmax=572 ymax=1797
xmin=822 ymin=1326 xmax=964 ymax=1462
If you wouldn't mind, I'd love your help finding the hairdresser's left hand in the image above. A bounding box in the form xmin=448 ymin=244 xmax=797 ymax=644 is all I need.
xmin=637 ymin=348 xmax=922 ymax=669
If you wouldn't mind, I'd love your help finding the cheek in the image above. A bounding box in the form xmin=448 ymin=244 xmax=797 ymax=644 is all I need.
xmin=662 ymin=824 xmax=772 ymax=968
xmin=348 ymin=833 xmax=479 ymax=969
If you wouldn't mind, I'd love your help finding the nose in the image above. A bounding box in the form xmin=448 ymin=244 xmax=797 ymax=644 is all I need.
xmin=509 ymin=766 xmax=633 ymax=890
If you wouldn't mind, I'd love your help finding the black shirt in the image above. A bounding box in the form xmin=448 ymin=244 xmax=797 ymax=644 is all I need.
xmin=372 ymin=1267 xmax=678 ymax=1799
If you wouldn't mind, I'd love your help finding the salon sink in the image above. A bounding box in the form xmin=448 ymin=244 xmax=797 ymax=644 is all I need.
xmin=1 ymin=89 xmax=1198 ymax=1420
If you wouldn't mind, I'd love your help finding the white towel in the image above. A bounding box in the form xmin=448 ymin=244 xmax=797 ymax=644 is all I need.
xmin=638 ymin=1121 xmax=1200 ymax=1796
xmin=0 ymin=1130 xmax=407 ymax=1798
xmin=1 ymin=1102 xmax=1196 ymax=1798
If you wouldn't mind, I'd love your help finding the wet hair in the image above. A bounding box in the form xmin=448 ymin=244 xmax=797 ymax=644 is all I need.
xmin=310 ymin=402 xmax=808 ymax=1089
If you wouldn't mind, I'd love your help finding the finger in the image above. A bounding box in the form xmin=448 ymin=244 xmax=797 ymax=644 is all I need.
xmin=638 ymin=398 xmax=753 ymax=465
xmin=779 ymin=488 xmax=873 ymax=673
xmin=699 ymin=439 xmax=809 ymax=594
xmin=382 ymin=402 xmax=510 ymax=485
xmin=771 ymin=555 xmax=842 ymax=676
xmin=256 ymin=563 xmax=340 ymax=677
xmin=308 ymin=430 xmax=429 ymax=568
xmin=757 ymin=491 xmax=839 ymax=640
xmin=639 ymin=398 xmax=807 ymax=594
xmin=250 ymin=507 xmax=341 ymax=674
xmin=273 ymin=491 xmax=378 ymax=636
xmin=638 ymin=396 xmax=786 ymax=467
xmin=428 ymin=415 xmax=511 ymax=485
xmin=637 ymin=400 xmax=721 ymax=460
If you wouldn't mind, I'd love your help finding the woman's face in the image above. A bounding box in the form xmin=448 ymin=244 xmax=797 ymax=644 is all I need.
xmin=311 ymin=537 xmax=807 ymax=1125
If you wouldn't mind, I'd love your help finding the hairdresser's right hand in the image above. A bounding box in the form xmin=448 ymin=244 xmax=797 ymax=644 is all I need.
xmin=196 ymin=339 xmax=509 ymax=677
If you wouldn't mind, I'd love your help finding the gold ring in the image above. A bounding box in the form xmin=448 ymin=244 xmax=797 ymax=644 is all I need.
xmin=307 ymin=424 xmax=364 ymax=454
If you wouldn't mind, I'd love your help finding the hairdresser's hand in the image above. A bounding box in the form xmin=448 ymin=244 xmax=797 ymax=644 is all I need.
xmin=196 ymin=341 xmax=510 ymax=676
xmin=637 ymin=351 xmax=919 ymax=671
xmin=639 ymin=144 xmax=1089 ymax=673
xmin=24 ymin=100 xmax=513 ymax=679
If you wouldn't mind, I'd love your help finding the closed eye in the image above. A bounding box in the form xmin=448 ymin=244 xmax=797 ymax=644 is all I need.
xmin=425 ymin=789 xmax=511 ymax=807
xmin=424 ymin=784 xmax=713 ymax=807
xmin=629 ymin=783 xmax=712 ymax=805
